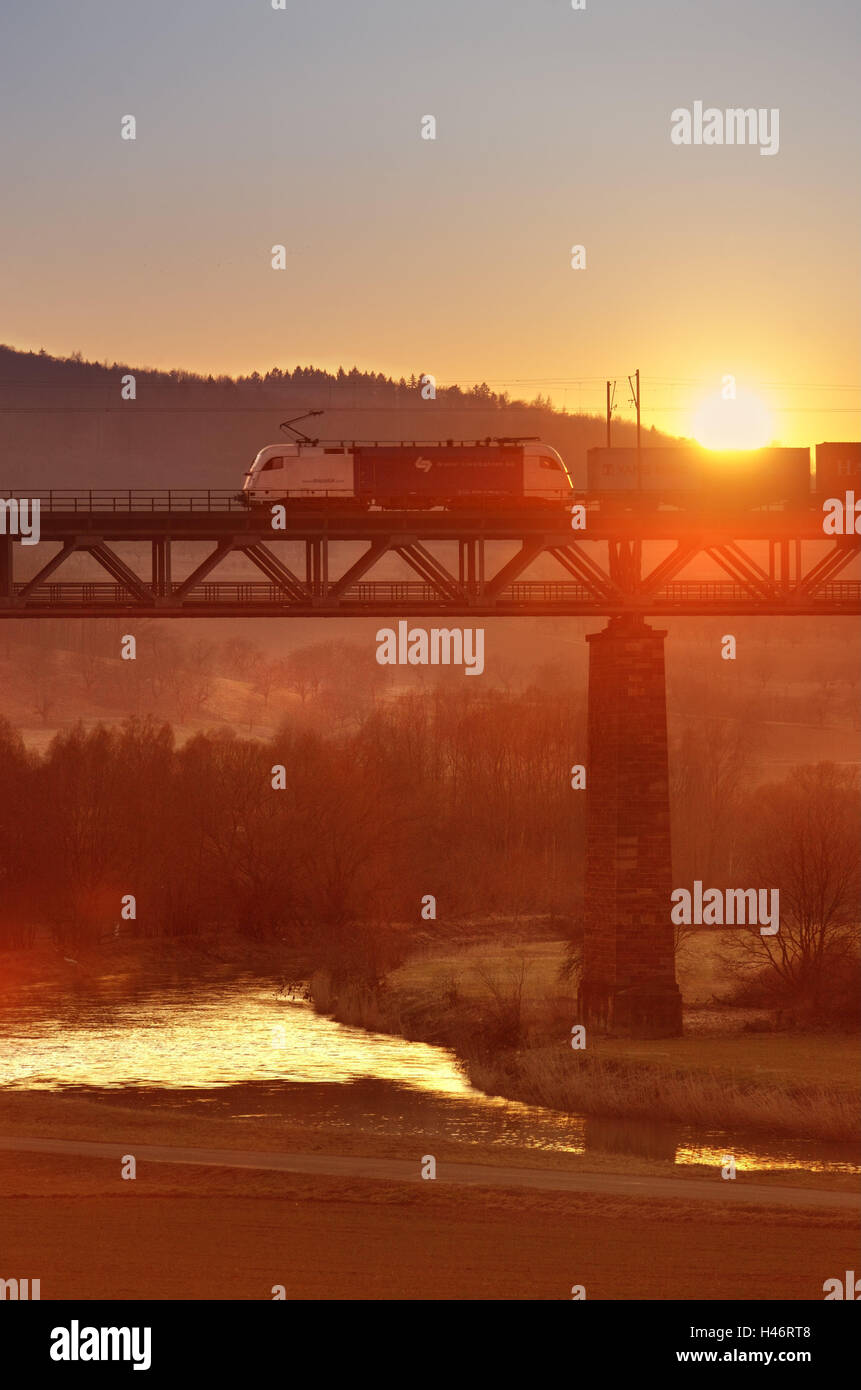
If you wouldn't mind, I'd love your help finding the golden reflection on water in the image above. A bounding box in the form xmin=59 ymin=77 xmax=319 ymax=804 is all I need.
xmin=0 ymin=986 xmax=476 ymax=1095
xmin=674 ymin=1143 xmax=858 ymax=1175
xmin=0 ymin=980 xmax=856 ymax=1176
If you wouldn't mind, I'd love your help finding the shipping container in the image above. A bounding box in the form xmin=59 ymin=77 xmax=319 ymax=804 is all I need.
xmin=814 ymin=442 xmax=861 ymax=495
xmin=586 ymin=446 xmax=811 ymax=506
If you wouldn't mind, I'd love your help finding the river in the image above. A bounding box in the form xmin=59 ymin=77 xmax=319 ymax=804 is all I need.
xmin=0 ymin=969 xmax=856 ymax=1176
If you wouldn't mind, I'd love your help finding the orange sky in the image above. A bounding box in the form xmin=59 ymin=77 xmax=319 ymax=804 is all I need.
xmin=2 ymin=0 xmax=858 ymax=448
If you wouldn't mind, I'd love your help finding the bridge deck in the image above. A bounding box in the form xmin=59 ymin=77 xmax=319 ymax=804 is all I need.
xmin=1 ymin=497 xmax=858 ymax=616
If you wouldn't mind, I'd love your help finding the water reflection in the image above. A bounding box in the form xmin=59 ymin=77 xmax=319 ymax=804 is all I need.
xmin=0 ymin=987 xmax=475 ymax=1095
xmin=0 ymin=974 xmax=857 ymax=1176
xmin=584 ymin=1115 xmax=680 ymax=1163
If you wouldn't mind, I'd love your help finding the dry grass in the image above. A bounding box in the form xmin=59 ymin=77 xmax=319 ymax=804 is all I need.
xmin=466 ymin=1047 xmax=858 ymax=1144
xmin=311 ymin=937 xmax=860 ymax=1143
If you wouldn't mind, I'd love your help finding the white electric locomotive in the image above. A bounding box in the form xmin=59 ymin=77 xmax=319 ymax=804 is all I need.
xmin=242 ymin=415 xmax=574 ymax=508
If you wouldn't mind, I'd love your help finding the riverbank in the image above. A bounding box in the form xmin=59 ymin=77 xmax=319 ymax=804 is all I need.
xmin=309 ymin=936 xmax=860 ymax=1145
xmin=0 ymin=931 xmax=303 ymax=996
xmin=2 ymin=1081 xmax=857 ymax=1190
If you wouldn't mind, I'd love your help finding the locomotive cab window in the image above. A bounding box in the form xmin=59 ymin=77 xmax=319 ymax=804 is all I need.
xmin=539 ymin=455 xmax=561 ymax=470
xmin=260 ymin=456 xmax=284 ymax=472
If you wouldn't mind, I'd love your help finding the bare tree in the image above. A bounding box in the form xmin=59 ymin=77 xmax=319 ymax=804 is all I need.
xmin=252 ymin=658 xmax=285 ymax=711
xmin=22 ymin=646 xmax=60 ymax=726
xmin=720 ymin=763 xmax=860 ymax=1017
xmin=671 ymin=716 xmax=757 ymax=948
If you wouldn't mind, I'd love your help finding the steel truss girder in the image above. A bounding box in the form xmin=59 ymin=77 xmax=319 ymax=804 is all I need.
xmin=393 ymin=541 xmax=463 ymax=600
xmin=705 ymin=542 xmax=774 ymax=600
xmin=171 ymin=540 xmax=240 ymax=599
xmin=18 ymin=538 xmax=153 ymax=603
xmin=485 ymin=542 xmax=547 ymax=598
xmin=84 ymin=543 xmax=151 ymax=601
xmin=608 ymin=538 xmax=643 ymax=593
xmin=795 ymin=541 xmax=860 ymax=594
xmin=640 ymin=541 xmax=701 ymax=594
xmin=328 ymin=540 xmax=393 ymax=597
xmin=546 ymin=543 xmax=621 ymax=601
xmin=18 ymin=541 xmax=81 ymax=598
xmin=1 ymin=521 xmax=859 ymax=615
xmin=240 ymin=543 xmax=309 ymax=601
xmin=151 ymin=538 xmax=172 ymax=598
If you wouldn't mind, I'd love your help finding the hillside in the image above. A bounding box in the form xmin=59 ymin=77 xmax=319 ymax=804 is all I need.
xmin=0 ymin=345 xmax=675 ymax=491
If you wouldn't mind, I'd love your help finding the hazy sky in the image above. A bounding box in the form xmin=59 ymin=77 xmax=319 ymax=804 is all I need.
xmin=1 ymin=0 xmax=859 ymax=445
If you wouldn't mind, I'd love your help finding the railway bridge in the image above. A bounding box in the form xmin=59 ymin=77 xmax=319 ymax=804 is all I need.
xmin=1 ymin=490 xmax=858 ymax=617
xmin=2 ymin=490 xmax=858 ymax=1037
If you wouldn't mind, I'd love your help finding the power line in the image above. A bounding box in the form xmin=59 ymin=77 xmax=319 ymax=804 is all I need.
xmin=0 ymin=404 xmax=857 ymax=416
xmin=4 ymin=375 xmax=858 ymax=391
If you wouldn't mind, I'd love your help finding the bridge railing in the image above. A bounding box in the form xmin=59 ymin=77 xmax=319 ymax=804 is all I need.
xmin=0 ymin=489 xmax=253 ymax=512
xmin=0 ymin=489 xmax=379 ymax=511
xmin=8 ymin=579 xmax=861 ymax=608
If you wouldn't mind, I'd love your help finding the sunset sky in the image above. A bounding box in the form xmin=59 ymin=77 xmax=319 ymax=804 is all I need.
xmin=1 ymin=0 xmax=858 ymax=445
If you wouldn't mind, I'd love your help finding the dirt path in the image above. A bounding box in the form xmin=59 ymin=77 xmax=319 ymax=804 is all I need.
xmin=1 ymin=1134 xmax=856 ymax=1209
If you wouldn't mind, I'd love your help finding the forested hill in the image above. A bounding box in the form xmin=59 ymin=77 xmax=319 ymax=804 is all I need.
xmin=0 ymin=345 xmax=677 ymax=490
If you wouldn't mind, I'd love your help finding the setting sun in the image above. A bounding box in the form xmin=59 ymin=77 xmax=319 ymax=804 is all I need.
xmin=691 ymin=389 xmax=775 ymax=450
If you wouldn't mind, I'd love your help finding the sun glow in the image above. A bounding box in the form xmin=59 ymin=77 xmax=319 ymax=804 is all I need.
xmin=691 ymin=389 xmax=774 ymax=450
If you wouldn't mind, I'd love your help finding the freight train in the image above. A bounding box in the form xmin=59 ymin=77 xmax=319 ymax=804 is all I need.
xmin=241 ymin=419 xmax=859 ymax=512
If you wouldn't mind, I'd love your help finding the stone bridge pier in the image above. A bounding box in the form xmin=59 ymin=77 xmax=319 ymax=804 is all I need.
xmin=578 ymin=615 xmax=683 ymax=1037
